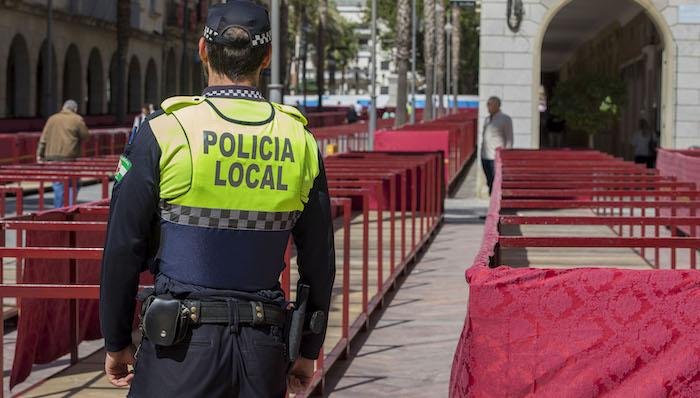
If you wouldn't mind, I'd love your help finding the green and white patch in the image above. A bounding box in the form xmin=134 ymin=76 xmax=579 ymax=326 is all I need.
xmin=115 ymin=155 xmax=132 ymax=183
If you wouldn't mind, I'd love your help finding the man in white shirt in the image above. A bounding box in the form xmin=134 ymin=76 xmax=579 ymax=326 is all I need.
xmin=481 ymin=96 xmax=513 ymax=194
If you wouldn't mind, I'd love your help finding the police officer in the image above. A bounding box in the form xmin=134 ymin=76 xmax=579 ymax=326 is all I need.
xmin=99 ymin=1 xmax=335 ymax=396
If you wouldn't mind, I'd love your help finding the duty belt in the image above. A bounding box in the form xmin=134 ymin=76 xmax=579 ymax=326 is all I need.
xmin=182 ymin=299 xmax=286 ymax=327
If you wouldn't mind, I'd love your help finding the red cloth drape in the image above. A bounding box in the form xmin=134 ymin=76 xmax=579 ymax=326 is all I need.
xmin=449 ymin=151 xmax=700 ymax=397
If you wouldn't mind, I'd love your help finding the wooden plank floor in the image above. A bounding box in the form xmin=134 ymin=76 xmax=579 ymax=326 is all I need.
xmin=500 ymin=208 xmax=695 ymax=270
xmin=3 ymin=259 xmax=17 ymax=320
xmin=12 ymin=210 xmax=425 ymax=397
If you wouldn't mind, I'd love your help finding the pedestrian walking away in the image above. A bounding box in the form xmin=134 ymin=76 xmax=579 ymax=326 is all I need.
xmin=481 ymin=96 xmax=513 ymax=194
xmin=631 ymin=118 xmax=657 ymax=168
xmin=36 ymin=99 xmax=90 ymax=208
xmin=100 ymin=2 xmax=336 ymax=397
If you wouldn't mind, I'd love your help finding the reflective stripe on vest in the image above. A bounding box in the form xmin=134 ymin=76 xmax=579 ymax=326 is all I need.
xmin=161 ymin=201 xmax=301 ymax=231
xmin=149 ymin=97 xmax=319 ymax=230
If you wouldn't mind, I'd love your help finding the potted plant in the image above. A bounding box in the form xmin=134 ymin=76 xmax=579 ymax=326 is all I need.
xmin=549 ymin=73 xmax=627 ymax=149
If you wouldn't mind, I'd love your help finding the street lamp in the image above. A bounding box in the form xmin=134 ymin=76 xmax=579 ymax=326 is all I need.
xmin=301 ymin=18 xmax=311 ymax=108
xmin=445 ymin=20 xmax=453 ymax=115
xmin=269 ymin=0 xmax=282 ymax=103
xmin=368 ymin=0 xmax=377 ymax=150
xmin=410 ymin=0 xmax=417 ymax=124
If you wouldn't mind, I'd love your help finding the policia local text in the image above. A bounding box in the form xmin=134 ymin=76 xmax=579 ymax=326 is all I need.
xmin=204 ymin=130 xmax=294 ymax=191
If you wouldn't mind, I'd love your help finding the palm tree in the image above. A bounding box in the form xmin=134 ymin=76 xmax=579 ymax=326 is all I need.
xmin=394 ymin=0 xmax=411 ymax=127
xmin=316 ymin=0 xmax=328 ymax=108
xmin=423 ymin=0 xmax=435 ymax=121
xmin=451 ymin=4 xmax=461 ymax=114
xmin=435 ymin=0 xmax=445 ymax=118
xmin=115 ymin=0 xmax=130 ymax=122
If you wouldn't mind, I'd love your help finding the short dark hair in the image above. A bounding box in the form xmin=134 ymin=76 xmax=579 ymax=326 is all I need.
xmin=488 ymin=96 xmax=501 ymax=107
xmin=205 ymin=27 xmax=269 ymax=81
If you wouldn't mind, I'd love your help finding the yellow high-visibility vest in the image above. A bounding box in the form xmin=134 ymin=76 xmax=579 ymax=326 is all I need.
xmin=148 ymin=95 xmax=320 ymax=230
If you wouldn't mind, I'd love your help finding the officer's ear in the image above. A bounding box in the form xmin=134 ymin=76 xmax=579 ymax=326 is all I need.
xmin=198 ymin=37 xmax=208 ymax=65
xmin=261 ymin=45 xmax=271 ymax=69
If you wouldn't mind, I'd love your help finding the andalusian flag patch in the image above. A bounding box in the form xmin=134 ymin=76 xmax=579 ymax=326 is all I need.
xmin=115 ymin=155 xmax=132 ymax=183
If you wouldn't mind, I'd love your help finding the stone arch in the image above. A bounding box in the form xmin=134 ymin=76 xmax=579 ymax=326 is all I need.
xmin=127 ymin=56 xmax=142 ymax=113
xmin=62 ymin=44 xmax=82 ymax=105
xmin=144 ymin=58 xmax=159 ymax=107
xmin=5 ymin=34 xmax=31 ymax=117
xmin=86 ymin=48 xmax=104 ymax=115
xmin=164 ymin=48 xmax=177 ymax=97
xmin=531 ymin=0 xmax=676 ymax=149
xmin=36 ymin=40 xmax=58 ymax=117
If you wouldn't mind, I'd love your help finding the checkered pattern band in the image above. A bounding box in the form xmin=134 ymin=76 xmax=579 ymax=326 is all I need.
xmin=203 ymin=88 xmax=265 ymax=100
xmin=203 ymin=26 xmax=271 ymax=48
xmin=161 ymin=202 xmax=300 ymax=231
xmin=251 ymin=31 xmax=272 ymax=47
xmin=203 ymin=26 xmax=219 ymax=42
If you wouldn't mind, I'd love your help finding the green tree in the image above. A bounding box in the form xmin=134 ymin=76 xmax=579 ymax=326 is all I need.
xmin=549 ymin=73 xmax=627 ymax=147
xmin=457 ymin=5 xmax=479 ymax=94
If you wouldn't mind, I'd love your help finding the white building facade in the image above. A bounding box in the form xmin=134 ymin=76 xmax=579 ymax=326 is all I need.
xmin=478 ymin=0 xmax=700 ymax=153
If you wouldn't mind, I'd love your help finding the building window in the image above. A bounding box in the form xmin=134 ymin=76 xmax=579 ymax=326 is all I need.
xmin=130 ymin=0 xmax=141 ymax=28
xmin=380 ymin=86 xmax=389 ymax=95
xmin=381 ymin=61 xmax=390 ymax=71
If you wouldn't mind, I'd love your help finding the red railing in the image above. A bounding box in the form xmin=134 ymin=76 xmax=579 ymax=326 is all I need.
xmin=0 ymin=129 xmax=128 ymax=166
xmin=0 ymin=152 xmax=445 ymax=397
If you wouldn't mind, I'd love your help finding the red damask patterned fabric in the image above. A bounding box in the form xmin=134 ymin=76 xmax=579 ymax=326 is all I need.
xmin=449 ymin=151 xmax=700 ymax=397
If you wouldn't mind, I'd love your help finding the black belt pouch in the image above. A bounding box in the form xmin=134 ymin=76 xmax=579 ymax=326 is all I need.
xmin=142 ymin=296 xmax=190 ymax=346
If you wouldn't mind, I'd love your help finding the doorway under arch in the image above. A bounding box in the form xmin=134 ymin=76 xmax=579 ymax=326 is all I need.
xmin=36 ymin=40 xmax=58 ymax=117
xmin=6 ymin=34 xmax=31 ymax=117
xmin=164 ymin=48 xmax=177 ymax=98
xmin=63 ymin=44 xmax=82 ymax=105
xmin=144 ymin=59 xmax=158 ymax=107
xmin=87 ymin=48 xmax=104 ymax=115
xmin=127 ymin=56 xmax=142 ymax=113
xmin=534 ymin=0 xmax=674 ymax=157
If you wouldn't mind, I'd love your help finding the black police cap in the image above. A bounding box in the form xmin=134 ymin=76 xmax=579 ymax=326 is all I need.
xmin=203 ymin=1 xmax=271 ymax=48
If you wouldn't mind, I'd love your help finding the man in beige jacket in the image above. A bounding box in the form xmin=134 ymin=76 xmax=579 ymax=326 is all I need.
xmin=37 ymin=99 xmax=89 ymax=207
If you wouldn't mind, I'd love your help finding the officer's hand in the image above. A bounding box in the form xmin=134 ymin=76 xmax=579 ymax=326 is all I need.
xmin=105 ymin=344 xmax=136 ymax=387
xmin=287 ymin=357 xmax=315 ymax=394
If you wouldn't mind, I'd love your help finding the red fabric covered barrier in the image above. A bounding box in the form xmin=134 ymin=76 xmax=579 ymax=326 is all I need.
xmin=374 ymin=113 xmax=476 ymax=189
xmin=657 ymin=149 xmax=700 ymax=236
xmin=0 ymin=135 xmax=19 ymax=165
xmin=16 ymin=132 xmax=41 ymax=163
xmin=449 ymin=151 xmax=700 ymax=397
xmin=10 ymin=210 xmax=102 ymax=388
xmin=375 ymin=129 xmax=452 ymax=184
xmin=9 ymin=206 xmax=153 ymax=388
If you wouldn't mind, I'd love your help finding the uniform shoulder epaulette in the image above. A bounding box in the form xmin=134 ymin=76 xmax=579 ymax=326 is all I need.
xmin=161 ymin=96 xmax=206 ymax=114
xmin=272 ymin=103 xmax=308 ymax=126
